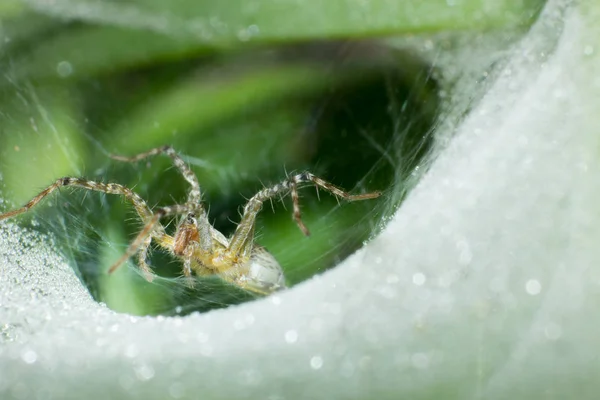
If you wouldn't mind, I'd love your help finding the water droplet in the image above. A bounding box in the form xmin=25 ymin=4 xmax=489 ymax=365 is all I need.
xmin=237 ymin=24 xmax=260 ymax=41
xmin=310 ymin=355 xmax=323 ymax=370
xmin=284 ymin=330 xmax=298 ymax=343
xmin=56 ymin=61 xmax=73 ymax=78
xmin=248 ymin=24 xmax=259 ymax=35
xmin=134 ymin=363 xmax=155 ymax=381
xmin=412 ymin=272 xmax=426 ymax=286
xmin=21 ymin=349 xmax=37 ymax=364
xmin=525 ymin=279 xmax=541 ymax=295
xmin=125 ymin=344 xmax=139 ymax=358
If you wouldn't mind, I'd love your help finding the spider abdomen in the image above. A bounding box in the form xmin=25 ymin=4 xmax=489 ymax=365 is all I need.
xmin=237 ymin=247 xmax=286 ymax=295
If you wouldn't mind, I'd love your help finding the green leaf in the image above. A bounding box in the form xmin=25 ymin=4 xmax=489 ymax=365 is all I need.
xmin=0 ymin=85 xmax=86 ymax=206
xmin=108 ymin=63 xmax=348 ymax=152
xmin=10 ymin=0 xmax=545 ymax=80
xmin=6 ymin=25 xmax=215 ymax=81
xmin=26 ymin=0 xmax=545 ymax=40
xmin=0 ymin=0 xmax=24 ymax=18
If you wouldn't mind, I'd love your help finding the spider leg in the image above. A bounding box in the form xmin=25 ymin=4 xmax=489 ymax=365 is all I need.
xmin=108 ymin=203 xmax=200 ymax=276
xmin=0 ymin=173 xmax=216 ymax=282
xmin=183 ymin=255 xmax=193 ymax=277
xmin=289 ymin=178 xmax=308 ymax=235
xmin=182 ymin=246 xmax=198 ymax=288
xmin=171 ymin=213 xmax=200 ymax=277
xmin=108 ymin=211 xmax=163 ymax=275
xmin=226 ymin=172 xmax=382 ymax=258
xmin=110 ymin=145 xmax=202 ymax=205
xmin=137 ymin=235 xmax=154 ymax=282
xmin=297 ymin=172 xmax=382 ymax=201
xmin=111 ymin=145 xmax=213 ymax=252
xmin=0 ymin=176 xmax=173 ymax=280
xmin=0 ymin=177 xmax=160 ymax=229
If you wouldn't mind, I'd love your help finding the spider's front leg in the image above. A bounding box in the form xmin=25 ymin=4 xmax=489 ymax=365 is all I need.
xmin=110 ymin=146 xmax=214 ymax=281
xmin=221 ymin=172 xmax=381 ymax=294
xmin=109 ymin=204 xmax=211 ymax=282
xmin=173 ymin=214 xmax=201 ymax=277
xmin=220 ymin=178 xmax=300 ymax=293
xmin=227 ymin=171 xmax=382 ymax=258
xmin=168 ymin=209 xmax=215 ymax=284
xmin=220 ymin=193 xmax=285 ymax=294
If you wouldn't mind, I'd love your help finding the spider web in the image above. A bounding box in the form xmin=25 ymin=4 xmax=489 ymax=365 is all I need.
xmin=0 ymin=31 xmax=439 ymax=316
xmin=2 ymin=1 xmax=600 ymax=400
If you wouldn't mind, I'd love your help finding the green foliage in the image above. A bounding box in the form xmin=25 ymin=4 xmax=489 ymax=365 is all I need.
xmin=0 ymin=0 xmax=543 ymax=315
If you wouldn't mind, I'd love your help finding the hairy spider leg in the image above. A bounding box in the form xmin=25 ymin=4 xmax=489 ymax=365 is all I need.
xmin=110 ymin=145 xmax=201 ymax=204
xmin=108 ymin=210 xmax=163 ymax=279
xmin=110 ymin=145 xmax=213 ymax=253
xmin=0 ymin=177 xmax=155 ymax=222
xmin=226 ymin=172 xmax=382 ymax=258
xmin=0 ymin=177 xmax=166 ymax=278
xmin=107 ymin=203 xmax=201 ymax=278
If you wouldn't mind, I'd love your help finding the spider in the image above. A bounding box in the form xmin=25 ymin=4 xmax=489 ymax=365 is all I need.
xmin=0 ymin=146 xmax=382 ymax=295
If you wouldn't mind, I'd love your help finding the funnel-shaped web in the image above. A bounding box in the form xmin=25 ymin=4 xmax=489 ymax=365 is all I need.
xmin=1 ymin=0 xmax=600 ymax=399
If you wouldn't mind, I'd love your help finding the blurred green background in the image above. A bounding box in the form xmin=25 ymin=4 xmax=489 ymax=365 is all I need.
xmin=0 ymin=0 xmax=544 ymax=315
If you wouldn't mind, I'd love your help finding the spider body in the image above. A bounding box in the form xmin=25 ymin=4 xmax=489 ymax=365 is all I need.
xmin=0 ymin=146 xmax=381 ymax=295
xmin=164 ymin=214 xmax=285 ymax=294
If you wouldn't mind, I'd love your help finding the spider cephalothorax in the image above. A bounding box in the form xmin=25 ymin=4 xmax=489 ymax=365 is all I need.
xmin=0 ymin=146 xmax=381 ymax=295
